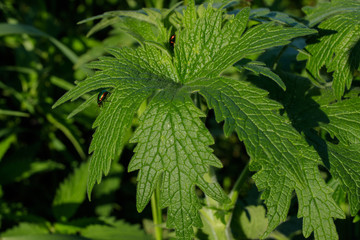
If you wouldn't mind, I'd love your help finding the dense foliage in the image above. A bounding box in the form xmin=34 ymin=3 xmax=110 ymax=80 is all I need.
xmin=1 ymin=0 xmax=359 ymax=240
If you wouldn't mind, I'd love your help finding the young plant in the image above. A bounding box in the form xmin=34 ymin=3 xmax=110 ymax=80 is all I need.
xmin=53 ymin=1 xmax=360 ymax=239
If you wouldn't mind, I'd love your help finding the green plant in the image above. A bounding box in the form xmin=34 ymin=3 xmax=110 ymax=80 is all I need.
xmin=49 ymin=0 xmax=359 ymax=240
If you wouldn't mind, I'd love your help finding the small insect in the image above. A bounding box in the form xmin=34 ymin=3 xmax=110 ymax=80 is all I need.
xmin=169 ymin=34 xmax=176 ymax=48
xmin=97 ymin=90 xmax=110 ymax=107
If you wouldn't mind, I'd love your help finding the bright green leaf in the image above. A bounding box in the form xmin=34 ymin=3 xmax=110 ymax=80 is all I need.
xmin=174 ymin=5 xmax=316 ymax=83
xmin=129 ymin=89 xmax=229 ymax=239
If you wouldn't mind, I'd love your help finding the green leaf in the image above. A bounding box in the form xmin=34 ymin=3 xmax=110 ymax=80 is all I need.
xmin=327 ymin=143 xmax=360 ymax=216
xmin=1 ymin=223 xmax=48 ymax=237
xmin=233 ymin=205 xmax=268 ymax=240
xmin=300 ymin=8 xmax=360 ymax=98
xmin=250 ymin=8 xmax=307 ymax=28
xmin=319 ymin=98 xmax=360 ymax=145
xmin=249 ymin=72 xmax=360 ymax=221
xmin=234 ymin=60 xmax=286 ymax=90
xmin=81 ymin=8 xmax=169 ymax=46
xmin=0 ymin=24 xmax=83 ymax=70
xmin=53 ymin=162 xmax=88 ymax=221
xmin=0 ymin=109 xmax=29 ymax=117
xmin=174 ymin=5 xmax=316 ymax=83
xmin=0 ymin=134 xmax=16 ymax=161
xmin=53 ymin=2 xmax=342 ymax=239
xmin=75 ymin=46 xmax=175 ymax=197
xmin=46 ymin=114 xmax=86 ymax=160
xmin=93 ymin=161 xmax=123 ymax=217
xmin=307 ymin=97 xmax=360 ymax=216
xmin=128 ymin=89 xmax=229 ymax=239
xmin=1 ymin=235 xmax=90 ymax=240
xmin=304 ymin=0 xmax=360 ymax=27
xmin=0 ymin=158 xmax=63 ymax=185
xmin=305 ymin=130 xmax=360 ymax=217
xmin=188 ymin=77 xmax=345 ymax=239
xmin=81 ymin=220 xmax=148 ymax=240
xmin=52 ymin=45 xmax=176 ymax=109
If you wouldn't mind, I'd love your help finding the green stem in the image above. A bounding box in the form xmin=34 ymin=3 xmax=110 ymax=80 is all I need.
xmin=151 ymin=187 xmax=163 ymax=240
xmin=272 ymin=45 xmax=288 ymax=70
xmin=229 ymin=163 xmax=250 ymax=207
xmin=153 ymin=0 xmax=164 ymax=9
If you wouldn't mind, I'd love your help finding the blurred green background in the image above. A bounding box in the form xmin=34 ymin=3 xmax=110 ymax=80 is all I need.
xmin=0 ymin=0 xmax=358 ymax=239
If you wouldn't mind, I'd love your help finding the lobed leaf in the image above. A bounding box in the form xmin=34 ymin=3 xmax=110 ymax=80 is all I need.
xmin=128 ymin=88 xmax=229 ymax=239
xmin=300 ymin=9 xmax=360 ymax=98
xmin=82 ymin=8 xmax=169 ymax=46
xmin=174 ymin=5 xmax=316 ymax=83
xmin=319 ymin=98 xmax=360 ymax=145
xmin=250 ymin=73 xmax=360 ymax=221
xmin=303 ymin=0 xmax=360 ymax=27
xmin=188 ymin=77 xmax=345 ymax=240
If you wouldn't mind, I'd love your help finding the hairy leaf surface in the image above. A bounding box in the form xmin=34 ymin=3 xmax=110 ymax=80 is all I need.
xmin=129 ymin=89 xmax=229 ymax=239
xmin=174 ymin=6 xmax=316 ymax=82
xmin=300 ymin=2 xmax=360 ymax=98
xmin=52 ymin=1 xmax=344 ymax=239
xmin=188 ymin=77 xmax=345 ymax=239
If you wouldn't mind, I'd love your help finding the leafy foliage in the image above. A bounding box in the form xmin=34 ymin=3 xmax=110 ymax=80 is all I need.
xmin=299 ymin=0 xmax=360 ymax=98
xmin=129 ymin=89 xmax=229 ymax=238
xmin=51 ymin=0 xmax=354 ymax=239
xmin=2 ymin=0 xmax=360 ymax=240
xmin=188 ymin=77 xmax=345 ymax=239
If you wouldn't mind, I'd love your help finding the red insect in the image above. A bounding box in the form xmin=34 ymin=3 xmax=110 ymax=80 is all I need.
xmin=169 ymin=34 xmax=176 ymax=48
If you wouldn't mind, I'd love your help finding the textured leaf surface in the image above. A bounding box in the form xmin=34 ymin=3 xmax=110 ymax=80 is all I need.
xmin=300 ymin=8 xmax=360 ymax=98
xmin=53 ymin=2 xmax=343 ymax=239
xmin=315 ymin=97 xmax=360 ymax=216
xmin=82 ymin=9 xmax=169 ymax=45
xmin=129 ymin=89 xmax=229 ymax=239
xmin=303 ymin=0 xmax=360 ymax=27
xmin=174 ymin=6 xmax=316 ymax=82
xmin=319 ymin=98 xmax=360 ymax=145
xmin=86 ymin=46 xmax=175 ymax=196
xmin=188 ymin=77 xmax=345 ymax=239
xmin=54 ymin=45 xmax=175 ymax=197
xmin=234 ymin=60 xmax=286 ymax=90
xmin=252 ymin=73 xmax=360 ymax=220
xmin=326 ymin=143 xmax=360 ymax=216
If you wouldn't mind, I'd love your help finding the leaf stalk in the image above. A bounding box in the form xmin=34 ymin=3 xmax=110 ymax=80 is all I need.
xmin=151 ymin=187 xmax=163 ymax=240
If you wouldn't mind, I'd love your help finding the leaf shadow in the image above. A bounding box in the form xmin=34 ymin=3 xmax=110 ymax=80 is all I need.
xmin=245 ymin=72 xmax=332 ymax=169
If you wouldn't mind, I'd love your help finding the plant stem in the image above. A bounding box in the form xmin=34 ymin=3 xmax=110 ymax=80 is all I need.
xmin=151 ymin=187 xmax=163 ymax=240
xmin=229 ymin=163 xmax=250 ymax=206
xmin=272 ymin=45 xmax=288 ymax=70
